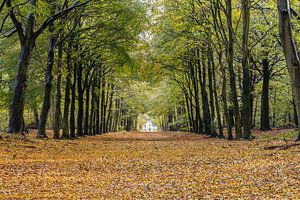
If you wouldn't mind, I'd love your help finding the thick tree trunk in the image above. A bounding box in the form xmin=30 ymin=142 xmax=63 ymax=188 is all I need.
xmin=8 ymin=42 xmax=32 ymax=133
xmin=293 ymin=99 xmax=298 ymax=127
xmin=241 ymin=0 xmax=252 ymax=139
xmin=277 ymin=0 xmax=300 ymax=141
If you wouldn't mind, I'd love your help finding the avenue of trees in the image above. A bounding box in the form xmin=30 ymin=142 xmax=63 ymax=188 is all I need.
xmin=150 ymin=0 xmax=300 ymax=141
xmin=0 ymin=0 xmax=300 ymax=141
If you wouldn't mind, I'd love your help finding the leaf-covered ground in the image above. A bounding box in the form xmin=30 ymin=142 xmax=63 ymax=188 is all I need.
xmin=0 ymin=130 xmax=299 ymax=199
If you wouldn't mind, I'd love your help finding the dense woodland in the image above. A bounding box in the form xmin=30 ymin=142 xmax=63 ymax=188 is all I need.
xmin=0 ymin=0 xmax=300 ymax=141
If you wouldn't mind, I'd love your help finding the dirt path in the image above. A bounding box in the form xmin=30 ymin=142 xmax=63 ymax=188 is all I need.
xmin=0 ymin=131 xmax=299 ymax=199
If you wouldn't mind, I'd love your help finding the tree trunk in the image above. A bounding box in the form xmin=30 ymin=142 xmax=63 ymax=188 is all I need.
xmin=53 ymin=42 xmax=63 ymax=139
xmin=277 ymin=0 xmax=300 ymax=141
xmin=90 ymin=76 xmax=96 ymax=135
xmin=293 ymin=99 xmax=298 ymax=127
xmin=61 ymin=73 xmax=71 ymax=139
xmin=220 ymin=50 xmax=233 ymax=140
xmin=207 ymin=46 xmax=217 ymax=137
xmin=106 ymin=85 xmax=114 ymax=132
xmin=226 ymin=0 xmax=242 ymax=139
xmin=199 ymin=49 xmax=212 ymax=135
xmin=260 ymin=58 xmax=271 ymax=131
xmin=8 ymin=42 xmax=32 ymax=133
xmin=189 ymin=58 xmax=202 ymax=134
xmin=70 ymin=65 xmax=77 ymax=138
xmin=37 ymin=25 xmax=56 ymax=138
xmin=212 ymin=51 xmax=224 ymax=138
xmin=33 ymin=106 xmax=39 ymax=128
xmin=272 ymin=89 xmax=277 ymax=128
xmin=241 ymin=0 xmax=252 ymax=139
xmin=84 ymin=77 xmax=91 ymax=135
xmin=100 ymin=79 xmax=106 ymax=133
xmin=77 ymin=64 xmax=84 ymax=137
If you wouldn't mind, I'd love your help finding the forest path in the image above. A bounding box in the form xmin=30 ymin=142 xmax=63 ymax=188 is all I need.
xmin=0 ymin=130 xmax=299 ymax=198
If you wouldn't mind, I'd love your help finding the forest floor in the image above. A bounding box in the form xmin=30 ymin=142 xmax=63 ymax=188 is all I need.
xmin=0 ymin=129 xmax=299 ymax=199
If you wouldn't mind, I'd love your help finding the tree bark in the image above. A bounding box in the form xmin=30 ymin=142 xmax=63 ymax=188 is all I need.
xmin=53 ymin=42 xmax=63 ymax=139
xmin=241 ymin=0 xmax=252 ymax=139
xmin=211 ymin=50 xmax=224 ymax=138
xmin=70 ymin=65 xmax=77 ymax=138
xmin=207 ymin=46 xmax=217 ymax=137
xmin=61 ymin=47 xmax=72 ymax=139
xmin=199 ymin=49 xmax=212 ymax=135
xmin=8 ymin=42 xmax=33 ymax=133
xmin=37 ymin=24 xmax=56 ymax=138
xmin=226 ymin=0 xmax=242 ymax=139
xmin=220 ymin=50 xmax=233 ymax=140
xmin=277 ymin=0 xmax=300 ymax=141
xmin=77 ymin=63 xmax=84 ymax=137
xmin=260 ymin=58 xmax=271 ymax=131
xmin=84 ymin=75 xmax=91 ymax=135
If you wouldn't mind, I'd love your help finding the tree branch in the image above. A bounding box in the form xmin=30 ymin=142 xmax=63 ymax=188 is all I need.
xmin=33 ymin=0 xmax=92 ymax=39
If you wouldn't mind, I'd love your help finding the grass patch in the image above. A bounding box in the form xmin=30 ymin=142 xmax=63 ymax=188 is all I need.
xmin=258 ymin=130 xmax=298 ymax=141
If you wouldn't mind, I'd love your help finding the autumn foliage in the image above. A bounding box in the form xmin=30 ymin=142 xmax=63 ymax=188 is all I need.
xmin=0 ymin=131 xmax=299 ymax=199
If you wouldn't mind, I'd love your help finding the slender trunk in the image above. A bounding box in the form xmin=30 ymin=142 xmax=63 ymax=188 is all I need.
xmin=90 ymin=77 xmax=96 ymax=135
xmin=77 ymin=64 xmax=84 ymax=137
xmin=96 ymin=75 xmax=101 ymax=133
xmin=253 ymin=96 xmax=258 ymax=128
xmin=187 ymin=83 xmax=195 ymax=132
xmin=70 ymin=65 xmax=77 ymax=138
xmin=220 ymin=51 xmax=233 ymax=140
xmin=208 ymin=46 xmax=217 ymax=136
xmin=272 ymin=89 xmax=277 ymax=128
xmin=37 ymin=29 xmax=56 ymax=138
xmin=184 ymin=90 xmax=193 ymax=132
xmin=212 ymin=52 xmax=224 ymax=138
xmin=199 ymin=49 xmax=211 ymax=135
xmin=61 ymin=45 xmax=72 ymax=139
xmin=260 ymin=58 xmax=271 ymax=131
xmin=53 ymin=42 xmax=63 ymax=139
xmin=100 ymin=79 xmax=106 ymax=133
xmin=190 ymin=60 xmax=201 ymax=134
xmin=33 ymin=107 xmax=39 ymax=128
xmin=226 ymin=0 xmax=242 ymax=139
xmin=84 ymin=79 xmax=90 ymax=135
xmin=106 ymin=85 xmax=114 ymax=132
